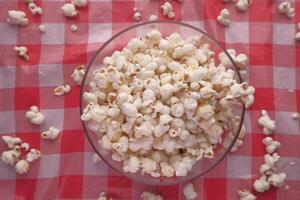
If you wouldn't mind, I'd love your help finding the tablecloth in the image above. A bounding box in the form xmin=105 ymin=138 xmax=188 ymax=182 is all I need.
xmin=0 ymin=0 xmax=300 ymax=199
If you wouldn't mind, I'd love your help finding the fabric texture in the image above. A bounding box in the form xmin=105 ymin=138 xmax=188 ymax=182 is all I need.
xmin=0 ymin=0 xmax=300 ymax=199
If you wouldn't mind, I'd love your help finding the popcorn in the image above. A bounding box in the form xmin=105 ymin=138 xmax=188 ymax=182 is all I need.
xmin=39 ymin=24 xmax=46 ymax=33
xmin=160 ymin=2 xmax=175 ymax=19
xmin=21 ymin=142 xmax=30 ymax=151
xmin=15 ymin=159 xmax=30 ymax=174
xmin=7 ymin=10 xmax=29 ymax=26
xmin=61 ymin=3 xmax=77 ymax=17
xmin=217 ymin=8 xmax=230 ymax=26
xmin=71 ymin=65 xmax=86 ymax=85
xmin=292 ymin=112 xmax=300 ymax=119
xmin=238 ymin=190 xmax=257 ymax=200
xmin=133 ymin=12 xmax=142 ymax=22
xmin=278 ymin=2 xmax=295 ymax=18
xmin=149 ymin=14 xmax=158 ymax=21
xmin=1 ymin=149 xmax=21 ymax=166
xmin=70 ymin=24 xmax=78 ymax=32
xmin=236 ymin=0 xmax=252 ymax=12
xmin=183 ymin=183 xmax=197 ymax=200
xmin=72 ymin=0 xmax=88 ymax=7
xmin=268 ymin=172 xmax=287 ymax=187
xmin=41 ymin=126 xmax=60 ymax=140
xmin=25 ymin=106 xmax=45 ymax=125
xmin=97 ymin=192 xmax=110 ymax=200
xmin=2 ymin=136 xmax=22 ymax=149
xmin=28 ymin=2 xmax=43 ymax=15
xmin=253 ymin=175 xmax=270 ymax=193
xmin=81 ymin=30 xmax=255 ymax=178
xmin=258 ymin=110 xmax=276 ymax=135
xmin=141 ymin=191 xmax=163 ymax=200
xmin=262 ymin=137 xmax=281 ymax=154
xmin=14 ymin=46 xmax=29 ymax=61
xmin=26 ymin=149 xmax=41 ymax=162
xmin=54 ymin=84 xmax=71 ymax=96
xmin=92 ymin=153 xmax=102 ymax=163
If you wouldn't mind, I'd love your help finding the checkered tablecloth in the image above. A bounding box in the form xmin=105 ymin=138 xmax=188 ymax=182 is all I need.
xmin=0 ymin=0 xmax=300 ymax=199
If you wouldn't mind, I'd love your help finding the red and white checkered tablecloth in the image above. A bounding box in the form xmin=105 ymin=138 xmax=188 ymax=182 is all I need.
xmin=0 ymin=0 xmax=300 ymax=199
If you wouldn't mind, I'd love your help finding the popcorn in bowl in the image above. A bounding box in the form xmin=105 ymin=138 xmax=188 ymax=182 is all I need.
xmin=81 ymin=29 xmax=255 ymax=178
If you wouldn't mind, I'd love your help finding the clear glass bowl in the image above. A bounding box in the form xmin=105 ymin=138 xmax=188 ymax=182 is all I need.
xmin=80 ymin=21 xmax=245 ymax=185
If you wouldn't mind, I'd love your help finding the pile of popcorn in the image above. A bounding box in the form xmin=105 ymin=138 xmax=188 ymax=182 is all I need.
xmin=81 ymin=29 xmax=255 ymax=178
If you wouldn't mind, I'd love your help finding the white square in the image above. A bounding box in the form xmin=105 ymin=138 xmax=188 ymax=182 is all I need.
xmin=225 ymin=22 xmax=249 ymax=43
xmin=181 ymin=21 xmax=205 ymax=38
xmin=227 ymin=156 xmax=251 ymax=179
xmin=277 ymin=157 xmax=300 ymax=180
xmin=275 ymin=111 xmax=300 ymax=135
xmin=41 ymin=23 xmax=65 ymax=44
xmin=0 ymin=23 xmax=17 ymax=44
xmin=0 ymin=111 xmax=15 ymax=134
xmin=273 ymin=66 xmax=295 ymax=89
xmin=40 ymin=109 xmax=64 ymax=131
xmin=84 ymin=152 xmax=107 ymax=175
xmin=0 ymin=66 xmax=15 ymax=89
xmin=88 ymin=23 xmax=112 ymax=43
xmin=273 ymin=23 xmax=295 ymax=45
xmin=38 ymin=154 xmax=60 ymax=178
xmin=244 ymin=111 xmax=252 ymax=134
xmin=39 ymin=64 xmax=64 ymax=87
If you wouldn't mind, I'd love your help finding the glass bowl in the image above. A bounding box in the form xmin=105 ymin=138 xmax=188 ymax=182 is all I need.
xmin=80 ymin=21 xmax=245 ymax=185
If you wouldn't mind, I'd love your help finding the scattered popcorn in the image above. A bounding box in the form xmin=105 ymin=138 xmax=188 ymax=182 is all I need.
xmin=54 ymin=84 xmax=71 ymax=96
xmin=133 ymin=12 xmax=142 ymax=22
xmin=236 ymin=0 xmax=252 ymax=12
xmin=38 ymin=24 xmax=46 ymax=33
xmin=161 ymin=2 xmax=175 ymax=19
xmin=15 ymin=159 xmax=30 ymax=174
xmin=183 ymin=183 xmax=197 ymax=200
xmin=217 ymin=8 xmax=230 ymax=26
xmin=7 ymin=10 xmax=29 ymax=26
xmin=61 ymin=3 xmax=77 ymax=17
xmin=1 ymin=148 xmax=21 ymax=166
xmin=291 ymin=112 xmax=300 ymax=119
xmin=268 ymin=172 xmax=287 ymax=187
xmin=141 ymin=191 xmax=163 ymax=200
xmin=81 ymin=30 xmax=255 ymax=178
xmin=26 ymin=148 xmax=41 ymax=162
xmin=2 ymin=136 xmax=22 ymax=149
xmin=21 ymin=142 xmax=30 ymax=151
xmin=41 ymin=127 xmax=60 ymax=140
xmin=72 ymin=0 xmax=88 ymax=7
xmin=92 ymin=153 xmax=102 ymax=163
xmin=71 ymin=65 xmax=86 ymax=85
xmin=253 ymin=175 xmax=270 ymax=193
xmin=25 ymin=106 xmax=45 ymax=125
xmin=70 ymin=24 xmax=78 ymax=32
xmin=238 ymin=189 xmax=257 ymax=200
xmin=278 ymin=2 xmax=295 ymax=18
xmin=28 ymin=2 xmax=43 ymax=15
xmin=262 ymin=137 xmax=281 ymax=154
xmin=14 ymin=46 xmax=29 ymax=61
xmin=258 ymin=110 xmax=276 ymax=135
xmin=149 ymin=14 xmax=158 ymax=22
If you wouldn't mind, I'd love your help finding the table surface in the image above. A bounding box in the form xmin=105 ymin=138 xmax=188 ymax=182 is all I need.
xmin=0 ymin=0 xmax=300 ymax=199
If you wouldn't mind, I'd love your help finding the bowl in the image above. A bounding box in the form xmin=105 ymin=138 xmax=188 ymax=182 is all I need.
xmin=80 ymin=21 xmax=245 ymax=185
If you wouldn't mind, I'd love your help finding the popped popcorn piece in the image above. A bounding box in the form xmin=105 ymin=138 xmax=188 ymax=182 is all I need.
xmin=268 ymin=172 xmax=287 ymax=187
xmin=70 ymin=24 xmax=78 ymax=32
xmin=38 ymin=24 xmax=46 ymax=33
xmin=238 ymin=190 xmax=257 ymax=200
xmin=25 ymin=106 xmax=45 ymax=125
xmin=183 ymin=183 xmax=197 ymax=200
xmin=28 ymin=2 xmax=43 ymax=15
xmin=141 ymin=191 xmax=163 ymax=200
xmin=160 ymin=2 xmax=175 ymax=19
xmin=278 ymin=2 xmax=295 ymax=18
xmin=236 ymin=0 xmax=252 ymax=12
xmin=217 ymin=8 xmax=230 ymax=26
xmin=290 ymin=161 xmax=295 ymax=166
xmin=133 ymin=12 xmax=142 ymax=22
xmin=123 ymin=156 xmax=139 ymax=173
xmin=41 ymin=126 xmax=60 ymax=140
xmin=1 ymin=148 xmax=21 ymax=166
xmin=26 ymin=149 xmax=41 ymax=162
xmin=7 ymin=10 xmax=29 ymax=26
xmin=71 ymin=65 xmax=86 ymax=85
xmin=61 ymin=3 xmax=77 ymax=17
xmin=262 ymin=137 xmax=281 ymax=154
xmin=291 ymin=112 xmax=300 ymax=119
xmin=21 ymin=142 xmax=30 ymax=151
xmin=92 ymin=153 xmax=102 ymax=163
xmin=54 ymin=84 xmax=71 ymax=96
xmin=149 ymin=14 xmax=158 ymax=21
xmin=14 ymin=46 xmax=29 ymax=61
xmin=2 ymin=136 xmax=22 ymax=149
xmin=258 ymin=110 xmax=276 ymax=135
xmin=15 ymin=159 xmax=30 ymax=174
xmin=253 ymin=175 xmax=270 ymax=193
xmin=97 ymin=192 xmax=110 ymax=200
xmin=72 ymin=0 xmax=88 ymax=7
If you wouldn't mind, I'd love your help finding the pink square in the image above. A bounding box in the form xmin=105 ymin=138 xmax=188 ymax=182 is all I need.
xmin=59 ymin=153 xmax=84 ymax=175
xmin=135 ymin=0 xmax=160 ymax=21
xmin=273 ymin=45 xmax=296 ymax=68
xmin=17 ymin=23 xmax=41 ymax=44
xmin=275 ymin=135 xmax=300 ymax=157
xmin=39 ymin=87 xmax=64 ymax=109
xmin=277 ymin=157 xmax=300 ymax=180
xmin=40 ymin=135 xmax=61 ymax=155
xmin=225 ymin=22 xmax=249 ymax=43
xmin=0 ymin=89 xmax=14 ymax=111
xmin=277 ymin=180 xmax=300 ymax=200
xmin=227 ymin=156 xmax=251 ymax=179
xmin=297 ymin=46 xmax=300 ymax=68
xmin=203 ymin=178 xmax=227 ymax=200
xmin=39 ymin=64 xmax=64 ymax=87
xmin=249 ymin=43 xmax=273 ymax=65
xmin=230 ymin=134 xmax=252 ymax=156
xmin=157 ymin=185 xmax=179 ymax=200
xmin=226 ymin=179 xmax=254 ymax=199
xmin=0 ymin=180 xmax=15 ymax=200
xmin=274 ymin=89 xmax=298 ymax=111
xmin=15 ymin=87 xmax=40 ymax=110
xmin=225 ymin=3 xmax=249 ymax=22
xmin=204 ymin=20 xmax=226 ymax=43
xmin=15 ymin=110 xmax=41 ymax=133
xmin=82 ymin=176 xmax=107 ymax=199
xmin=64 ymin=86 xmax=80 ymax=108
xmin=0 ymin=66 xmax=15 ymax=89
xmin=65 ymin=23 xmax=89 ymax=44
xmin=273 ymin=23 xmax=295 ymax=45
xmin=84 ymin=152 xmax=108 ymax=175
xmin=63 ymin=108 xmax=83 ymax=130
xmin=41 ymin=1 xmax=66 ymax=23
xmin=203 ymin=0 xmax=223 ymax=20
xmin=38 ymin=154 xmax=60 ymax=178
xmin=15 ymin=65 xmax=39 ymax=88
xmin=275 ymin=111 xmax=300 ymax=135
xmin=297 ymin=68 xmax=300 ymax=89
xmin=249 ymin=65 xmax=273 ymax=88
xmin=63 ymin=44 xmax=88 ymax=64
xmin=41 ymin=23 xmax=65 ymax=45
xmin=204 ymin=159 xmax=227 ymax=178
xmin=112 ymin=1 xmax=135 ymax=23
xmin=0 ymin=45 xmax=17 ymax=66
xmin=274 ymin=67 xmax=296 ymax=89
xmin=34 ymin=178 xmax=59 ymax=200
xmin=39 ymin=109 xmax=64 ymax=132
xmin=87 ymin=43 xmax=102 ymax=62
xmin=0 ymin=23 xmax=17 ymax=44
xmin=60 ymin=130 xmax=84 ymax=154
xmin=40 ymin=45 xmax=65 ymax=64
xmin=249 ymin=0 xmax=273 ymax=22
xmin=249 ymin=22 xmax=272 ymax=44
xmin=88 ymin=2 xmax=112 ymax=23
xmin=58 ymin=175 xmax=83 ymax=198
xmin=0 ymin=111 xmax=15 ymax=134
xmin=249 ymin=88 xmax=275 ymax=111
xmin=88 ymin=23 xmax=112 ymax=43
xmin=0 ymin=1 xmax=17 ymax=22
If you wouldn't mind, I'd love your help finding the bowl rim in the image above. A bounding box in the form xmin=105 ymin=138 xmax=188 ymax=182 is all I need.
xmin=80 ymin=20 xmax=246 ymax=185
